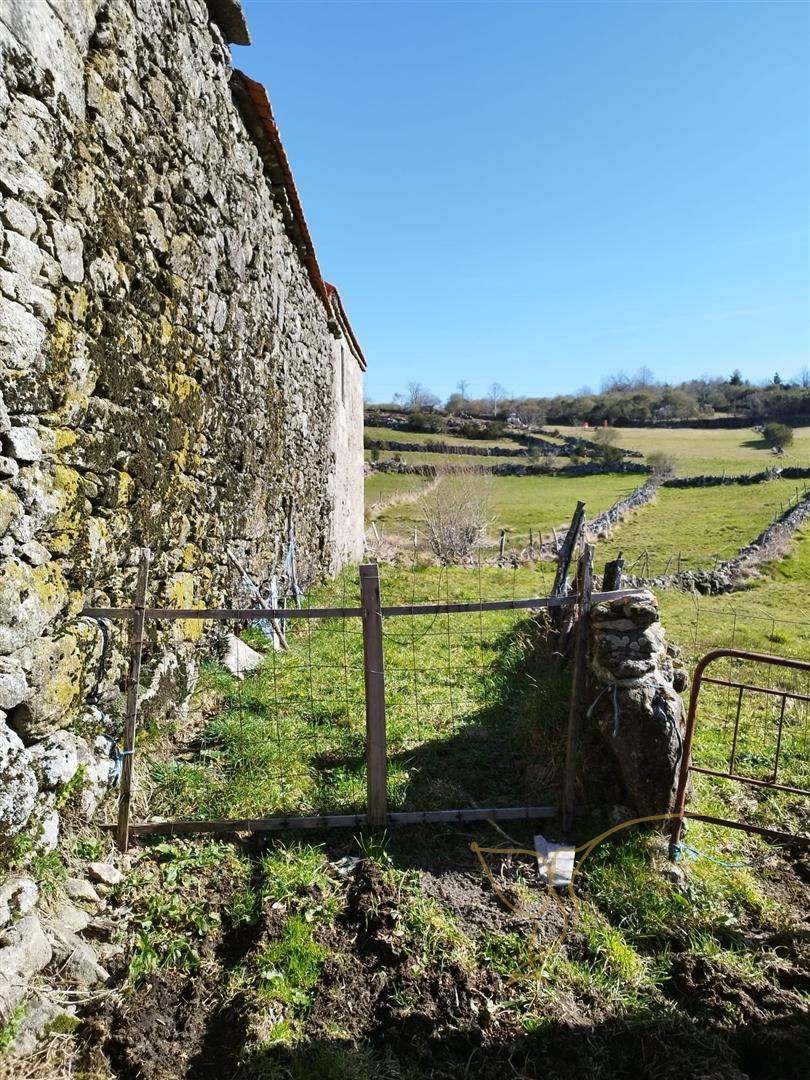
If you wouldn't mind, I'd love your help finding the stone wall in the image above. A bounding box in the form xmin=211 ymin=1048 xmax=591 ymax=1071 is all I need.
xmin=586 ymin=591 xmax=688 ymax=818
xmin=0 ymin=0 xmax=364 ymax=850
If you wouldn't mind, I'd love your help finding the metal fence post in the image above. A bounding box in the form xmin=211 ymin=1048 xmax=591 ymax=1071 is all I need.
xmin=360 ymin=563 xmax=387 ymax=827
xmin=561 ymin=543 xmax=594 ymax=832
xmin=116 ymin=547 xmax=152 ymax=852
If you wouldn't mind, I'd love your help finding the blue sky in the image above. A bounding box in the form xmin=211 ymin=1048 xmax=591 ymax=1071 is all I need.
xmin=236 ymin=1 xmax=809 ymax=403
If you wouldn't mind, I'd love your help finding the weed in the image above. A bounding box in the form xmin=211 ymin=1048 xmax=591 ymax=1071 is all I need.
xmin=226 ymin=886 xmax=261 ymax=929
xmin=31 ymin=851 xmax=67 ymax=899
xmin=0 ymin=1002 xmax=26 ymax=1053
xmin=71 ymin=833 xmax=103 ymax=861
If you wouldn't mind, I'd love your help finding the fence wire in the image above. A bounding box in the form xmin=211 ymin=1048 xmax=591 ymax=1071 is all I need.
xmin=94 ymin=560 xmax=568 ymax=829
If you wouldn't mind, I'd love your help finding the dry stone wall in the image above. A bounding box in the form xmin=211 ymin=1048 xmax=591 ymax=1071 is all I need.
xmin=0 ymin=0 xmax=364 ymax=852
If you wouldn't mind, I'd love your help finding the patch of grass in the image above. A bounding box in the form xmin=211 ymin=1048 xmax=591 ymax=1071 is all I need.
xmin=256 ymin=914 xmax=328 ymax=1009
xmin=478 ymin=929 xmax=532 ymax=978
xmin=225 ymin=886 xmax=261 ymax=929
xmin=31 ymin=850 xmax=67 ymax=899
xmin=386 ymin=868 xmax=471 ymax=970
xmin=0 ymin=1001 xmax=26 ymax=1053
xmin=376 ymin=473 xmax=637 ymax=549
xmin=147 ymin=564 xmax=568 ymax=822
xmin=260 ymin=843 xmax=336 ymax=904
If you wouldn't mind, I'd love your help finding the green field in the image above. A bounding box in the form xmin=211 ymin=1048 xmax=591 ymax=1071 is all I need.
xmin=659 ymin=523 xmax=810 ymax=661
xmin=364 ymin=424 xmax=527 ymax=451
xmin=556 ymin=423 xmax=810 ymax=475
xmin=594 ymin=478 xmax=805 ymax=575
xmin=373 ymin=472 xmax=637 ymax=548
xmin=363 ymin=471 xmax=429 ymax=514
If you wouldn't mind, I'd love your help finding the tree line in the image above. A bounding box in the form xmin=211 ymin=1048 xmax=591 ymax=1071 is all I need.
xmin=372 ymin=369 xmax=810 ymax=427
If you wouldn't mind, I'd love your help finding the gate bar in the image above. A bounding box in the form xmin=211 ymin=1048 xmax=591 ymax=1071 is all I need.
xmin=106 ymin=804 xmax=564 ymax=837
xmin=670 ymin=648 xmax=810 ymax=858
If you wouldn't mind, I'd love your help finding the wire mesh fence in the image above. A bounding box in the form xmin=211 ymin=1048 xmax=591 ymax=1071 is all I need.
xmin=84 ymin=551 xmax=809 ymax=849
xmin=87 ymin=557 xmax=636 ymax=846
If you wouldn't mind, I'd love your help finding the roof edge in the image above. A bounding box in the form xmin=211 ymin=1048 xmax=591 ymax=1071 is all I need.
xmin=231 ymin=69 xmax=332 ymax=314
xmin=230 ymin=70 xmax=367 ymax=371
xmin=206 ymin=0 xmax=250 ymax=46
xmin=326 ymin=283 xmax=367 ymax=371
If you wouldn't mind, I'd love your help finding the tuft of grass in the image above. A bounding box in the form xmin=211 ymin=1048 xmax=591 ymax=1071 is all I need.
xmin=31 ymin=851 xmax=67 ymax=899
xmin=260 ymin=842 xmax=337 ymax=908
xmin=255 ymin=914 xmax=328 ymax=1009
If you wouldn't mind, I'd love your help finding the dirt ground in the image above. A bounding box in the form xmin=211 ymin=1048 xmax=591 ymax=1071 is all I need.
xmin=65 ymin=840 xmax=810 ymax=1080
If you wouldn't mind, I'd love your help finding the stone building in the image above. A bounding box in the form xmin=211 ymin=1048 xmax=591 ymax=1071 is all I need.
xmin=0 ymin=0 xmax=365 ymax=845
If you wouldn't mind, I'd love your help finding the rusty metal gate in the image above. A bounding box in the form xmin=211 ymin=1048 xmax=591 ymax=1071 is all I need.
xmin=670 ymin=648 xmax=810 ymax=856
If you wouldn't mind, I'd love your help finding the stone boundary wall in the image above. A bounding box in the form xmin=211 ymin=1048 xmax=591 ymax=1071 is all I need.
xmin=585 ymin=481 xmax=659 ymax=539
xmin=662 ymin=467 xmax=810 ymax=488
xmin=0 ymin=0 xmax=364 ymax=862
xmin=365 ymin=458 xmax=649 ymax=479
xmin=628 ymin=493 xmax=810 ymax=595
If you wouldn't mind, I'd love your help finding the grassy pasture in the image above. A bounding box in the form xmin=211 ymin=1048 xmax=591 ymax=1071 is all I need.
xmin=556 ymin=423 xmax=810 ymax=475
xmin=147 ymin=564 xmax=565 ymax=822
xmin=363 ymin=471 xmax=428 ymax=514
xmin=594 ymin=478 xmax=805 ymax=575
xmin=373 ymin=472 xmax=637 ymax=548
xmin=364 ymin=424 xmax=527 ymax=451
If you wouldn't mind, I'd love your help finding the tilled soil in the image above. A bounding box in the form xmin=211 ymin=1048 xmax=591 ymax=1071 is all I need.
xmin=74 ymin=853 xmax=810 ymax=1080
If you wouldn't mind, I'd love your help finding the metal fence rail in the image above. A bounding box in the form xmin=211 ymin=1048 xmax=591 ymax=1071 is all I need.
xmin=82 ymin=553 xmax=643 ymax=850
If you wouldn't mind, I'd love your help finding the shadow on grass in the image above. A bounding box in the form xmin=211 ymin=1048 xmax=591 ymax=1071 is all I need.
xmin=231 ymin=1004 xmax=810 ymax=1080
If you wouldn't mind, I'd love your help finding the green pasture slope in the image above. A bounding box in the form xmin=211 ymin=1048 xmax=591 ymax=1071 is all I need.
xmin=595 ymin=478 xmax=805 ymax=574
xmin=373 ymin=472 xmax=637 ymax=547
xmin=555 ymin=423 xmax=810 ymax=475
xmin=363 ymin=471 xmax=429 ymax=513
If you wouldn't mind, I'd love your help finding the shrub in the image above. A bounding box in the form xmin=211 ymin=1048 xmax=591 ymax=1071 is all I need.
xmin=762 ymin=422 xmax=793 ymax=450
xmin=647 ymin=451 xmax=676 ymax=478
xmin=419 ymin=473 xmax=492 ymax=562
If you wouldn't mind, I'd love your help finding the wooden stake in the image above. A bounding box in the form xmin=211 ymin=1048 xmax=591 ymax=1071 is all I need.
xmin=562 ymin=544 xmax=594 ymax=832
xmin=552 ymin=501 xmax=586 ymax=629
xmin=116 ymin=548 xmax=152 ymax=852
xmin=498 ymin=530 xmax=506 ymax=564
xmin=360 ymin=563 xmax=387 ymax=827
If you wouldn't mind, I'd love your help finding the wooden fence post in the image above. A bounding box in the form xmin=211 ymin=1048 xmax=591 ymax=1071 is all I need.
xmin=116 ymin=547 xmax=152 ymax=852
xmin=561 ymin=544 xmax=594 ymax=832
xmin=498 ymin=530 xmax=506 ymax=564
xmin=360 ymin=563 xmax=387 ymax=827
xmin=552 ymin=501 xmax=586 ymax=629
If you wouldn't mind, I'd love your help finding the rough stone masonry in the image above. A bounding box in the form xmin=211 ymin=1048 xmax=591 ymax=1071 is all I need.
xmin=0 ymin=0 xmax=365 ymax=852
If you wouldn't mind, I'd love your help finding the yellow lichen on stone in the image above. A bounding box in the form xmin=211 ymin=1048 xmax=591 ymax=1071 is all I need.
xmin=166 ymin=572 xmax=203 ymax=641
xmin=54 ymin=428 xmax=77 ymax=452
xmin=160 ymin=315 xmax=174 ymax=345
xmin=116 ymin=471 xmax=134 ymax=507
xmin=166 ymin=371 xmax=198 ymax=402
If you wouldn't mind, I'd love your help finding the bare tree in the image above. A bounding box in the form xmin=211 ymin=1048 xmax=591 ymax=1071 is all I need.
xmin=405 ymin=382 xmax=439 ymax=410
xmin=419 ymin=473 xmax=492 ymax=563
xmin=798 ymin=366 xmax=810 ymax=389
xmin=457 ymin=379 xmax=469 ymax=401
xmin=487 ymin=382 xmax=507 ymax=416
